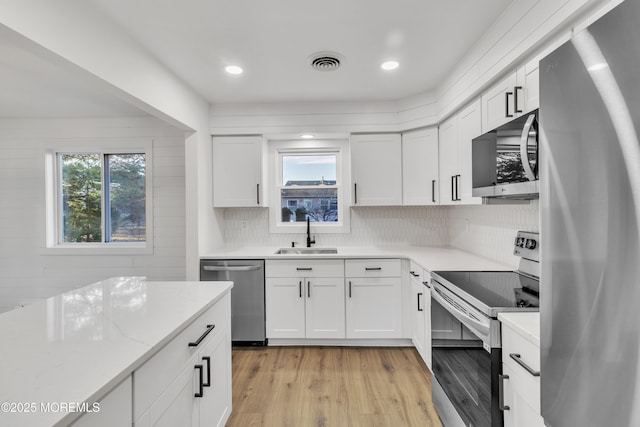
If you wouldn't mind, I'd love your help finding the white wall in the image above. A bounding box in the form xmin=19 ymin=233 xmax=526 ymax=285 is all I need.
xmin=0 ymin=117 xmax=186 ymax=313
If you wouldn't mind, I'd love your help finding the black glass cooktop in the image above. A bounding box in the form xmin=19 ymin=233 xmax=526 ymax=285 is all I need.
xmin=432 ymin=271 xmax=539 ymax=310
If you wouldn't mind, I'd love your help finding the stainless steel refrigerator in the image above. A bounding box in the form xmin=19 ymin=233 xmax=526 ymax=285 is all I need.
xmin=540 ymin=0 xmax=640 ymax=426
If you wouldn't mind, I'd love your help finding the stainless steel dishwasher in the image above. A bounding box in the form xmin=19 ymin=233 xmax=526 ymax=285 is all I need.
xmin=200 ymin=259 xmax=266 ymax=346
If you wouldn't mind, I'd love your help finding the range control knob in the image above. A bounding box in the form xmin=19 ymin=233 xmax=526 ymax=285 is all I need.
xmin=525 ymin=239 xmax=537 ymax=250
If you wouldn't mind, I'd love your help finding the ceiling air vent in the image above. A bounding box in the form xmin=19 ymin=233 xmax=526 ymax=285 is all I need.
xmin=308 ymin=52 xmax=343 ymax=72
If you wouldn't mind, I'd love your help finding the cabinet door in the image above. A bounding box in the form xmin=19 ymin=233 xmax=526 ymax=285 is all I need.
xmin=346 ymin=277 xmax=402 ymax=339
xmin=351 ymin=134 xmax=402 ymax=206
xmin=265 ymin=278 xmax=305 ymax=338
xmin=305 ymin=278 xmax=346 ymax=339
xmin=212 ymin=135 xmax=264 ymax=207
xmin=402 ymin=128 xmax=439 ymax=205
xmin=73 ymin=377 xmax=132 ymax=427
xmin=519 ymin=59 xmax=539 ymax=113
xmin=457 ymin=99 xmax=483 ymax=205
xmin=481 ymin=72 xmax=519 ymax=132
xmin=502 ymin=363 xmax=546 ymax=427
xmin=422 ymin=270 xmax=433 ymax=371
xmin=198 ymin=329 xmax=232 ymax=427
xmin=438 ymin=115 xmax=459 ymax=205
xmin=134 ymin=354 xmax=199 ymax=427
xmin=410 ymin=271 xmax=426 ymax=358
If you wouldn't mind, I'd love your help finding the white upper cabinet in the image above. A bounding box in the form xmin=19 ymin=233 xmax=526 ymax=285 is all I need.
xmin=402 ymin=128 xmax=439 ymax=205
xmin=212 ymin=135 xmax=266 ymax=207
xmin=438 ymin=99 xmax=482 ymax=206
xmin=351 ymin=133 xmax=403 ymax=206
xmin=457 ymin=100 xmax=483 ymax=205
xmin=481 ymin=61 xmax=540 ymax=132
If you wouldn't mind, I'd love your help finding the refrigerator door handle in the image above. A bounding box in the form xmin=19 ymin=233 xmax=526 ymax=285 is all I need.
xmin=519 ymin=113 xmax=537 ymax=181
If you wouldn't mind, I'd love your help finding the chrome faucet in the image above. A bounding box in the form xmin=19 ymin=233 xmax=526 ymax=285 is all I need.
xmin=306 ymin=217 xmax=315 ymax=247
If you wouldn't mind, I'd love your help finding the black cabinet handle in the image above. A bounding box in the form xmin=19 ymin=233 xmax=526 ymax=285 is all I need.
xmin=365 ymin=267 xmax=382 ymax=271
xmin=514 ymin=86 xmax=523 ymax=113
xmin=256 ymin=183 xmax=260 ymax=204
xmin=505 ymin=92 xmax=514 ymax=118
xmin=349 ymin=281 xmax=352 ymax=298
xmin=409 ymin=271 xmax=419 ymax=277
xmin=417 ymin=292 xmax=423 ymax=312
xmin=188 ymin=324 xmax=216 ymax=347
xmin=422 ymin=280 xmax=431 ymax=289
xmin=299 ymin=281 xmax=302 ymax=298
xmin=307 ymin=281 xmax=311 ymax=298
xmin=432 ymin=179 xmax=436 ymax=203
xmin=296 ymin=267 xmax=313 ymax=271
xmin=194 ymin=364 xmax=204 ymax=398
xmin=509 ymin=353 xmax=541 ymax=376
xmin=354 ymin=183 xmax=358 ymax=204
xmin=202 ymin=356 xmax=211 ymax=387
xmin=455 ymin=175 xmax=461 ymax=201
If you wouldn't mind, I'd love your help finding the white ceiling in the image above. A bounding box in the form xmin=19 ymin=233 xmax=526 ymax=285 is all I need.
xmin=86 ymin=0 xmax=512 ymax=104
xmin=1 ymin=0 xmax=514 ymax=117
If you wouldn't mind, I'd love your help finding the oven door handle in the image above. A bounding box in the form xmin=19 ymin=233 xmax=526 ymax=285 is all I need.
xmin=431 ymin=286 xmax=491 ymax=336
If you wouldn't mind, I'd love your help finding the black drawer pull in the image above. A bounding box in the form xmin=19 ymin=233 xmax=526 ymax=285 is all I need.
xmin=409 ymin=271 xmax=420 ymax=277
xmin=194 ymin=364 xmax=204 ymax=398
xmin=422 ymin=280 xmax=431 ymax=289
xmin=365 ymin=267 xmax=382 ymax=271
xmin=509 ymin=353 xmax=540 ymax=376
xmin=188 ymin=324 xmax=216 ymax=347
xmin=296 ymin=267 xmax=313 ymax=271
xmin=202 ymin=356 xmax=211 ymax=387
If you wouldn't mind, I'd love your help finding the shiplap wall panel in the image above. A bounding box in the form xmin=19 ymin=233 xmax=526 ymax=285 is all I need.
xmin=0 ymin=117 xmax=187 ymax=313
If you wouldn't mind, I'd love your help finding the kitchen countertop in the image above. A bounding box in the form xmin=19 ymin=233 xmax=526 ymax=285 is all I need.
xmin=201 ymin=245 xmax=514 ymax=272
xmin=0 ymin=277 xmax=233 ymax=427
xmin=498 ymin=312 xmax=540 ymax=347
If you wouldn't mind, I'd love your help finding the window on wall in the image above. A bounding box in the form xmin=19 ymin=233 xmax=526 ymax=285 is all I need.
xmin=269 ymin=139 xmax=350 ymax=234
xmin=46 ymin=147 xmax=152 ymax=252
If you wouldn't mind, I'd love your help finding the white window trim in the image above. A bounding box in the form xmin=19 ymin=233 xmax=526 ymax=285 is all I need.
xmin=43 ymin=141 xmax=154 ymax=255
xmin=268 ymin=139 xmax=351 ymax=234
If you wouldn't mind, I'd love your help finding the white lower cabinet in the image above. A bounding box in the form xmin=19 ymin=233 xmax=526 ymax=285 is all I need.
xmin=345 ymin=259 xmax=402 ymax=339
xmin=265 ymin=260 xmax=345 ymax=339
xmin=71 ymin=376 xmax=132 ymax=427
xmin=133 ymin=293 xmax=232 ymax=427
xmin=409 ymin=264 xmax=426 ymax=357
xmin=501 ymin=319 xmax=544 ymax=427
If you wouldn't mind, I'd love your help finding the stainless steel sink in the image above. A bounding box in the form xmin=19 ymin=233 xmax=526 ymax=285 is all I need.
xmin=274 ymin=247 xmax=338 ymax=255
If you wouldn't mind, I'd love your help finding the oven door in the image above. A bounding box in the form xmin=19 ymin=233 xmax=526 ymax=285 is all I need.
xmin=431 ymin=287 xmax=503 ymax=427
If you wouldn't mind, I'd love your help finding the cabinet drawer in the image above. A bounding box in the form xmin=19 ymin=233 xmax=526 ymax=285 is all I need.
xmin=265 ymin=259 xmax=344 ymax=278
xmin=133 ymin=293 xmax=231 ymax=422
xmin=408 ymin=261 xmax=424 ymax=282
xmin=502 ymin=325 xmax=541 ymax=413
xmin=345 ymin=259 xmax=402 ymax=277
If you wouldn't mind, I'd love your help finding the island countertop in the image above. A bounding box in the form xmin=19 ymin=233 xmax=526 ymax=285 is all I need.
xmin=0 ymin=277 xmax=233 ymax=427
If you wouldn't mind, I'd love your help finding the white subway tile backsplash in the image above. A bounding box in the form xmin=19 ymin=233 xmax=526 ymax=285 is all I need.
xmin=222 ymin=200 xmax=539 ymax=267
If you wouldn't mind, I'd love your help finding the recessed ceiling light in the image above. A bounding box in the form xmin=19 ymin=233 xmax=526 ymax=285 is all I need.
xmin=300 ymin=134 xmax=315 ymax=139
xmin=225 ymin=65 xmax=243 ymax=75
xmin=381 ymin=61 xmax=399 ymax=71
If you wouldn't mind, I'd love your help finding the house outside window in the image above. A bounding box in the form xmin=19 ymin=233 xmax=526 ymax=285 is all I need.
xmin=269 ymin=139 xmax=350 ymax=234
xmin=45 ymin=144 xmax=153 ymax=253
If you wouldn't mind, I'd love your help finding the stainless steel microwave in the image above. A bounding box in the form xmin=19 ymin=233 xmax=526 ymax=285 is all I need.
xmin=472 ymin=109 xmax=539 ymax=199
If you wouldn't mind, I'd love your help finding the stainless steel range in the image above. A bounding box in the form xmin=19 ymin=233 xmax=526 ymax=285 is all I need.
xmin=430 ymin=231 xmax=539 ymax=427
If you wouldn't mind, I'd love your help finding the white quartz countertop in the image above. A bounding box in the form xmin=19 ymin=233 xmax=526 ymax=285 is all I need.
xmin=200 ymin=245 xmax=514 ymax=272
xmin=0 ymin=277 xmax=233 ymax=427
xmin=498 ymin=312 xmax=540 ymax=347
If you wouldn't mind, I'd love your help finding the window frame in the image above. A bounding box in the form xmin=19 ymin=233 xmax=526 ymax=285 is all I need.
xmin=44 ymin=142 xmax=153 ymax=255
xmin=268 ymin=139 xmax=351 ymax=234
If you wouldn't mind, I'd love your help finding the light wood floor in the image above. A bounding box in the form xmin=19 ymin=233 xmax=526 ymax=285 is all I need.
xmin=227 ymin=346 xmax=443 ymax=427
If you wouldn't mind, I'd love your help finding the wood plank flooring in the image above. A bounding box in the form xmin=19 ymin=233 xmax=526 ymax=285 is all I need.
xmin=227 ymin=346 xmax=443 ymax=427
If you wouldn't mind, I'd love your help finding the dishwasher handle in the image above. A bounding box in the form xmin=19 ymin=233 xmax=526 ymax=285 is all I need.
xmin=202 ymin=265 xmax=262 ymax=272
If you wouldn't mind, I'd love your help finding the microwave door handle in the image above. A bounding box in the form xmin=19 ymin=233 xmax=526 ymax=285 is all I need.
xmin=519 ymin=113 xmax=537 ymax=181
